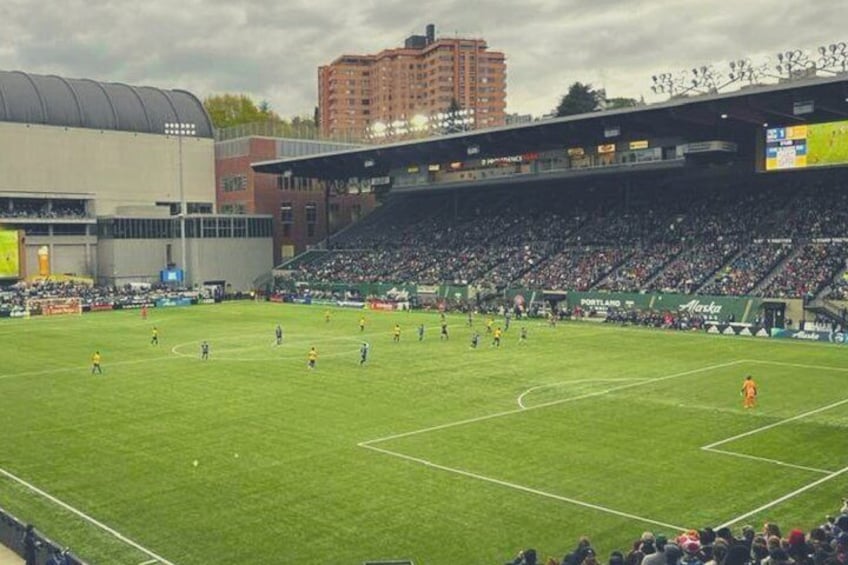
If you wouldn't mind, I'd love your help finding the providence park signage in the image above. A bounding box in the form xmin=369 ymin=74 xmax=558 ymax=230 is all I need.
xmin=567 ymin=292 xmax=761 ymax=323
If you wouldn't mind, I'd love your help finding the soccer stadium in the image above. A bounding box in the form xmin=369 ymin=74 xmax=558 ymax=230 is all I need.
xmin=3 ymin=48 xmax=848 ymax=565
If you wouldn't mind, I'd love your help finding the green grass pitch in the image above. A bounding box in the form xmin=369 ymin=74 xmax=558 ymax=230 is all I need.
xmin=1 ymin=302 xmax=846 ymax=564
xmin=806 ymin=121 xmax=848 ymax=167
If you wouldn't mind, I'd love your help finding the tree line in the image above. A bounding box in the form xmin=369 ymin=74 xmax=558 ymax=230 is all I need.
xmin=202 ymin=83 xmax=640 ymax=132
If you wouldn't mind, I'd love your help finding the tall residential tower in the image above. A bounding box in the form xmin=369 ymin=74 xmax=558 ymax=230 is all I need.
xmin=318 ymin=24 xmax=506 ymax=140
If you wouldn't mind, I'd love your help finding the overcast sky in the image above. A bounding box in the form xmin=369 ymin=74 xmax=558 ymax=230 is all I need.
xmin=1 ymin=0 xmax=845 ymax=119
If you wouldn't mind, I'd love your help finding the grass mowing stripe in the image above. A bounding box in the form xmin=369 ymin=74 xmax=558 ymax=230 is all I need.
xmin=361 ymin=360 xmax=744 ymax=446
xmin=0 ymin=467 xmax=175 ymax=565
xmin=360 ymin=442 xmax=689 ymax=532
xmin=744 ymin=359 xmax=848 ymax=372
xmin=702 ymin=448 xmax=835 ymax=474
xmin=6 ymin=304 xmax=848 ymax=563
xmin=516 ymin=378 xmax=647 ymax=409
xmin=702 ymin=396 xmax=848 ymax=449
xmin=717 ymin=465 xmax=848 ymax=529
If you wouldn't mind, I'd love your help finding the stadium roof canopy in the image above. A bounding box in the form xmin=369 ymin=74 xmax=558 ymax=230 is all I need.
xmin=253 ymin=74 xmax=848 ymax=180
xmin=0 ymin=70 xmax=214 ymax=138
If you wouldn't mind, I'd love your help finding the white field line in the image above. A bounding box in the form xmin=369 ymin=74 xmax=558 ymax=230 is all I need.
xmin=361 ymin=360 xmax=745 ymax=446
xmin=702 ymin=448 xmax=834 ymax=474
xmin=0 ymin=467 xmax=174 ymax=565
xmin=717 ymin=465 xmax=848 ymax=529
xmin=702 ymin=397 xmax=848 ymax=450
xmin=742 ymin=359 xmax=848 ymax=372
xmin=517 ymin=378 xmax=646 ymax=409
xmin=0 ymin=356 xmax=175 ymax=382
xmin=361 ymin=442 xmax=688 ymax=532
xmin=359 ymin=361 xmax=742 ymax=530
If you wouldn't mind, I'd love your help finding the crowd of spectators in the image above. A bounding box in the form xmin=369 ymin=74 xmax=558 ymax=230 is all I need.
xmin=602 ymin=307 xmax=707 ymax=330
xmin=283 ymin=177 xmax=848 ymax=299
xmin=597 ymin=244 xmax=684 ymax=292
xmin=505 ymin=500 xmax=848 ymax=565
xmin=758 ymin=243 xmax=848 ymax=299
xmin=700 ymin=242 xmax=793 ymax=296
xmin=648 ymin=240 xmax=741 ymax=294
xmin=826 ymin=277 xmax=848 ymax=301
xmin=759 ymin=181 xmax=848 ymax=240
xmin=0 ymin=280 xmax=194 ymax=314
xmin=520 ymin=246 xmax=629 ymax=291
xmin=0 ymin=198 xmax=87 ymax=219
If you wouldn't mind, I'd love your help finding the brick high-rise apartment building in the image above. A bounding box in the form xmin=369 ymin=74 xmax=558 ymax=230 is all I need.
xmin=318 ymin=24 xmax=506 ymax=140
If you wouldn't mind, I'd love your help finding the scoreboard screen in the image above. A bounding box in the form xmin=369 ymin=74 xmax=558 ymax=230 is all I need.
xmin=766 ymin=120 xmax=848 ymax=171
xmin=0 ymin=230 xmax=21 ymax=279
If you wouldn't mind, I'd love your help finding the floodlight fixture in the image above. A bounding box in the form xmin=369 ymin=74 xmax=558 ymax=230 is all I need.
xmin=774 ymin=48 xmax=813 ymax=78
xmin=649 ymin=71 xmax=689 ymax=98
xmin=688 ymin=64 xmax=727 ymax=93
xmin=164 ymin=122 xmax=196 ymax=136
xmin=816 ymin=41 xmax=848 ymax=74
xmin=163 ymin=121 xmax=196 ymax=286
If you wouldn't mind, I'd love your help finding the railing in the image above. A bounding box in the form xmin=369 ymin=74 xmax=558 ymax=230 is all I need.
xmin=0 ymin=506 xmax=87 ymax=564
xmin=214 ymin=121 xmax=364 ymax=144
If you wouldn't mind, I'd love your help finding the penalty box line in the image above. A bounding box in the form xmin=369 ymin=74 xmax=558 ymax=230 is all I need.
xmin=702 ymin=359 xmax=848 ymax=474
xmin=357 ymin=360 xmax=744 ymax=531
xmin=701 ymin=395 xmax=848 ymax=475
xmin=705 ymin=359 xmax=848 ymax=528
xmin=361 ymin=360 xmax=746 ymax=446
xmin=717 ymin=465 xmax=848 ymax=530
xmin=360 ymin=442 xmax=689 ymax=532
xmin=0 ymin=467 xmax=175 ymax=565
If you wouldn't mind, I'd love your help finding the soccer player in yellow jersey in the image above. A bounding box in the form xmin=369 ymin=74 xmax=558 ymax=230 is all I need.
xmin=91 ymin=351 xmax=102 ymax=374
xmin=324 ymin=310 xmax=331 ymax=323
xmin=741 ymin=375 xmax=758 ymax=408
xmin=486 ymin=318 xmax=494 ymax=334
xmin=307 ymin=347 xmax=318 ymax=370
xmin=393 ymin=324 xmax=401 ymax=343
xmin=359 ymin=316 xmax=366 ymax=332
xmin=492 ymin=327 xmax=502 ymax=348
xmin=150 ymin=326 xmax=159 ymax=345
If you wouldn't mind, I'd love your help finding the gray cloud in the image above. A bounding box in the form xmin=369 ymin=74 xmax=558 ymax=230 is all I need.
xmin=0 ymin=0 xmax=845 ymax=119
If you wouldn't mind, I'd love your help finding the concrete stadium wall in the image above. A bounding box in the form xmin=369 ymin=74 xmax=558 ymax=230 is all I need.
xmin=188 ymin=237 xmax=273 ymax=291
xmin=23 ymin=235 xmax=97 ymax=279
xmin=0 ymin=122 xmax=215 ymax=214
xmin=98 ymin=236 xmax=272 ymax=291
xmin=97 ymin=239 xmax=166 ymax=285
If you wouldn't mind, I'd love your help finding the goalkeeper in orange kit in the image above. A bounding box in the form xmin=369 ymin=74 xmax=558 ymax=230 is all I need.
xmin=741 ymin=375 xmax=758 ymax=408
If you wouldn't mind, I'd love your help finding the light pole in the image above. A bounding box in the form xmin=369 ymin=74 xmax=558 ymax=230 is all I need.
xmin=164 ymin=122 xmax=196 ymax=286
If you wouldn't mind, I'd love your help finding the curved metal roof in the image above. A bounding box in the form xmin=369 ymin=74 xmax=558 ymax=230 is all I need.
xmin=0 ymin=70 xmax=213 ymax=138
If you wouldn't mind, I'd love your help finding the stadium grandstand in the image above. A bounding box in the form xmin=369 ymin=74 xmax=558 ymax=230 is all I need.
xmin=4 ymin=66 xmax=848 ymax=565
xmin=257 ymin=74 xmax=848 ymax=332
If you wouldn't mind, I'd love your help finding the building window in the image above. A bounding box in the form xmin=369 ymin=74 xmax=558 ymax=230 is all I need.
xmin=305 ymin=202 xmax=317 ymax=223
xmin=305 ymin=202 xmax=317 ymax=237
xmin=233 ymin=218 xmax=247 ymax=237
xmin=202 ymin=218 xmax=217 ymax=238
xmin=222 ymin=175 xmax=248 ymax=193
xmin=280 ymin=202 xmax=294 ymax=223
xmin=218 ymin=217 xmax=233 ymax=238
xmin=248 ymin=218 xmax=272 ymax=238
xmin=188 ymin=203 xmax=213 ymax=214
xmin=220 ymin=202 xmax=246 ymax=214
xmin=281 ymin=202 xmax=294 ymax=237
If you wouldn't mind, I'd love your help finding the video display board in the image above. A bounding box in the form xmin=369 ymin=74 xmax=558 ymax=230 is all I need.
xmin=0 ymin=230 xmax=21 ymax=279
xmin=766 ymin=120 xmax=848 ymax=171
